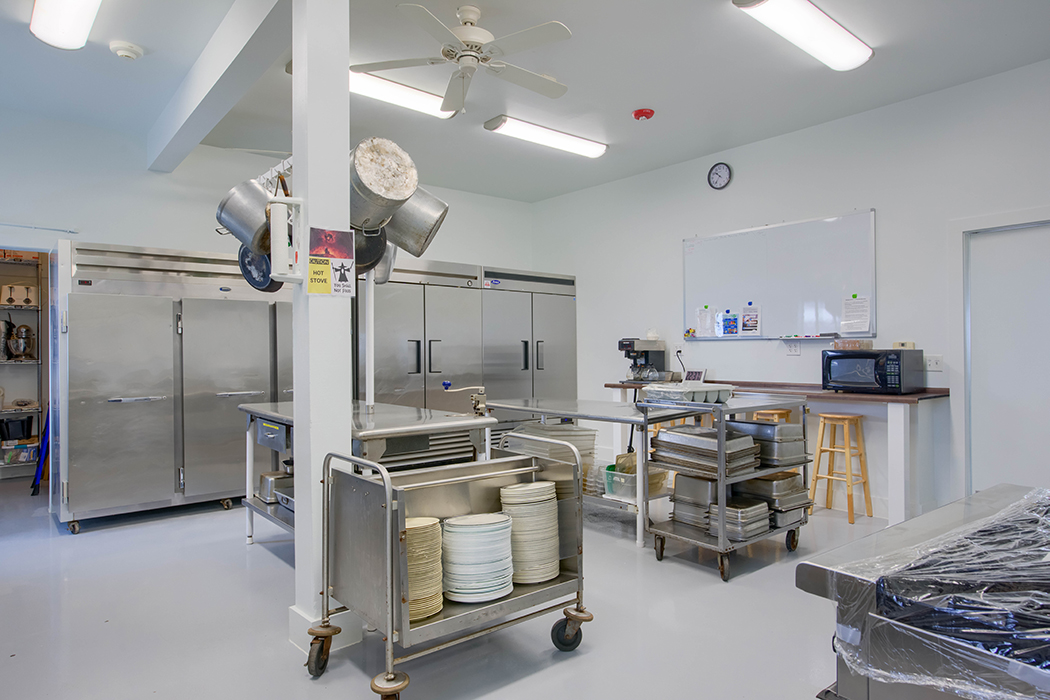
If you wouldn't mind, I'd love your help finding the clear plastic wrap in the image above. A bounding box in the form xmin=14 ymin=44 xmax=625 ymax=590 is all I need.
xmin=828 ymin=488 xmax=1050 ymax=699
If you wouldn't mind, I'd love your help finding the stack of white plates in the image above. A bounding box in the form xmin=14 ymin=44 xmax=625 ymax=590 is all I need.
xmin=500 ymin=481 xmax=561 ymax=584
xmin=553 ymin=479 xmax=576 ymax=500
xmin=442 ymin=513 xmax=514 ymax=603
xmin=405 ymin=517 xmax=443 ymax=621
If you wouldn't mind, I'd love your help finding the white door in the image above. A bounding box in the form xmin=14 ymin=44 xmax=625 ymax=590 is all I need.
xmin=969 ymin=222 xmax=1050 ymax=491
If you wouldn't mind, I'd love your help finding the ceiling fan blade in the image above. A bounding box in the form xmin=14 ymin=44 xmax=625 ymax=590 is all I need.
xmin=351 ymin=57 xmax=447 ymax=73
xmin=483 ymin=21 xmax=571 ymax=59
xmin=397 ymin=4 xmax=465 ymax=49
xmin=484 ymin=62 xmax=567 ymax=99
xmin=441 ymin=69 xmax=473 ymax=113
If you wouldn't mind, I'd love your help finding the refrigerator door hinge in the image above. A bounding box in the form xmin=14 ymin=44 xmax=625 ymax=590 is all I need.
xmin=61 ymin=481 xmax=68 ymax=504
xmin=176 ymin=313 xmax=183 ymax=335
xmin=178 ymin=467 xmax=185 ymax=490
xmin=61 ymin=310 xmax=68 ymax=333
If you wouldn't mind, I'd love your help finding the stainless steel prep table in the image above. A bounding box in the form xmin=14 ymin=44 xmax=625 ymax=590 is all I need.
xmin=796 ymin=483 xmax=1037 ymax=700
xmin=485 ymin=398 xmax=706 ymax=547
xmin=238 ymin=401 xmax=497 ymax=543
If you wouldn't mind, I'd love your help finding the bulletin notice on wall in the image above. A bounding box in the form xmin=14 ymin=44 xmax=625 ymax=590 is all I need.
xmin=308 ymin=227 xmax=355 ymax=296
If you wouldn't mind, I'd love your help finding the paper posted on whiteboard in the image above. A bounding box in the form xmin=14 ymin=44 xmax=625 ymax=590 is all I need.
xmin=841 ymin=297 xmax=870 ymax=334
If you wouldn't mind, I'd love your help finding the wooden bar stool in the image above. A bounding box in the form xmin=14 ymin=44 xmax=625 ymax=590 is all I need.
xmin=753 ymin=409 xmax=791 ymax=423
xmin=809 ymin=413 xmax=872 ymax=524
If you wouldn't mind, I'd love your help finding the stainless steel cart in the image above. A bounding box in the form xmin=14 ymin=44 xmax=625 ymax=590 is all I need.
xmin=307 ymin=432 xmax=593 ymax=698
xmin=639 ymin=393 xmax=810 ymax=581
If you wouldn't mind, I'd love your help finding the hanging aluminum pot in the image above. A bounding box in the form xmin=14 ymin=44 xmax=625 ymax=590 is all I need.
xmin=349 ymin=137 xmax=418 ymax=231
xmin=355 ymin=228 xmax=387 ymax=274
xmin=384 ymin=185 xmax=448 ymax=258
xmin=216 ymin=178 xmax=271 ymax=255
xmin=373 ymin=240 xmax=398 ymax=284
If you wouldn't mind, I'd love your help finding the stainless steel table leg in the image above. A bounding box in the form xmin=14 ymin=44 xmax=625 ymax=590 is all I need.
xmin=245 ymin=417 xmax=254 ymax=544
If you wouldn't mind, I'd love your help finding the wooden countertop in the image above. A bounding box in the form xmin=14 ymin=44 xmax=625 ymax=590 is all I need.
xmin=604 ymin=380 xmax=949 ymax=405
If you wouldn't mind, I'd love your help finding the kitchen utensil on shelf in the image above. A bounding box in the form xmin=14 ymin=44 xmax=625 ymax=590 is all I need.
xmin=5 ymin=287 xmax=14 ymax=304
xmin=6 ymin=325 xmax=34 ymax=360
xmin=23 ymin=287 xmax=31 ymax=305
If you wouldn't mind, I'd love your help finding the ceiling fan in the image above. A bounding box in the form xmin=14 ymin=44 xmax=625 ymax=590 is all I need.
xmin=350 ymin=4 xmax=571 ymax=114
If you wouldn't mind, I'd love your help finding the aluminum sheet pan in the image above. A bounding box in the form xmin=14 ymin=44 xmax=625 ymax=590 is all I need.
xmin=709 ymin=497 xmax=770 ymax=523
xmin=651 ymin=452 xmax=760 ymax=475
xmin=651 ymin=442 xmax=761 ymax=464
xmin=734 ymin=488 xmax=812 ymax=512
xmin=759 ymin=454 xmax=812 ymax=468
xmin=734 ymin=471 xmax=805 ymax=498
xmin=674 ymin=474 xmax=718 ymax=506
xmin=710 ymin=520 xmax=770 ymax=541
xmin=771 ymin=508 xmax=805 ymax=528
xmin=725 ymin=419 xmax=804 ymax=443
xmin=754 ymin=439 xmax=807 ymax=461
xmin=672 ymin=500 xmax=710 ymax=528
xmin=655 ymin=425 xmax=756 ymax=453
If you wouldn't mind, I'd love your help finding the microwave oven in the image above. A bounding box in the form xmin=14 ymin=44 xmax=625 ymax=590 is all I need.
xmin=821 ymin=349 xmax=925 ymax=394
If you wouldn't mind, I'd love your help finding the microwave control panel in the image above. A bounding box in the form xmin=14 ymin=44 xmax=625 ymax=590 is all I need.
xmin=885 ymin=353 xmax=900 ymax=389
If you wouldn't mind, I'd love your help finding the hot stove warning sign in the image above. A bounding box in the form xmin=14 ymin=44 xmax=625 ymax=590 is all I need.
xmin=308 ymin=227 xmax=354 ymax=296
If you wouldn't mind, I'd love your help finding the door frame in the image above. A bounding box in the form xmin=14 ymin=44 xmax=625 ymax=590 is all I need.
xmin=948 ymin=205 xmax=1050 ymax=499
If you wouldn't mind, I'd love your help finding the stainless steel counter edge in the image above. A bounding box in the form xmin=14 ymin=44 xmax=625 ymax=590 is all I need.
xmin=239 ymin=401 xmax=294 ymax=425
xmin=795 ymin=483 xmax=1036 ymax=599
xmin=237 ymin=400 xmax=497 ymax=438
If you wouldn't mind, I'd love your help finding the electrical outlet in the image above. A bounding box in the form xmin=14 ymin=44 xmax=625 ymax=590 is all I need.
xmin=926 ymin=355 xmax=944 ymax=372
xmin=673 ymin=343 xmax=684 ymax=355
xmin=786 ymin=340 xmax=801 ymax=356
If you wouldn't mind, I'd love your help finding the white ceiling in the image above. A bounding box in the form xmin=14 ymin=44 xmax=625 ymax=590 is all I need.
xmin=4 ymin=1 xmax=1050 ymax=202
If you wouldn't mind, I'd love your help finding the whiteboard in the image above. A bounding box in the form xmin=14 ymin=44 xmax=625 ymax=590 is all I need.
xmin=683 ymin=210 xmax=876 ymax=341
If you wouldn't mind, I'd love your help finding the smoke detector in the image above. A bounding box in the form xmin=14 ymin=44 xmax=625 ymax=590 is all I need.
xmin=109 ymin=41 xmax=143 ymax=61
xmin=633 ymin=108 xmax=655 ymax=121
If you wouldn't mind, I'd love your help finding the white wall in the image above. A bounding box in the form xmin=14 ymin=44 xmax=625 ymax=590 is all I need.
xmin=533 ymin=58 xmax=1050 ymax=516
xmin=0 ymin=105 xmax=284 ymax=254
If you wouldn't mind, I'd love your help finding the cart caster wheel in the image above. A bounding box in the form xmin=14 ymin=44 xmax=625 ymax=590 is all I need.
xmin=371 ymin=671 xmax=410 ymax=698
xmin=786 ymin=528 xmax=800 ymax=552
xmin=306 ymin=636 xmax=331 ymax=678
xmin=655 ymin=536 xmax=665 ymax=561
xmin=551 ymin=618 xmax=583 ymax=652
xmin=220 ymin=498 xmax=233 ymax=510
xmin=67 ymin=521 xmax=80 ymax=535
xmin=718 ymin=553 xmax=731 ymax=582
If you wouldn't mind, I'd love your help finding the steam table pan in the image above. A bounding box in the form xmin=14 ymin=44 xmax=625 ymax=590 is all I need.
xmin=726 ymin=419 xmax=805 ymax=442
xmin=734 ymin=471 xmax=805 ymax=498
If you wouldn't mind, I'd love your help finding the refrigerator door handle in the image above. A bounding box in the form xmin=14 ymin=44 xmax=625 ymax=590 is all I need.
xmin=428 ymin=339 xmax=441 ymax=373
xmin=107 ymin=396 xmax=167 ymax=403
xmin=522 ymin=340 xmax=529 ymax=370
xmin=536 ymin=340 xmax=545 ymax=371
xmin=215 ymin=390 xmax=266 ymax=398
xmin=409 ymin=340 xmax=422 ymax=374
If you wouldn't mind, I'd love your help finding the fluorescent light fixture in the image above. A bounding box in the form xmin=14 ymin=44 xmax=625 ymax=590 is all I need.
xmin=483 ymin=115 xmax=607 ymax=159
xmin=733 ymin=0 xmax=872 ymax=71
xmin=30 ymin=0 xmax=103 ymax=50
xmin=349 ymin=71 xmax=455 ymax=120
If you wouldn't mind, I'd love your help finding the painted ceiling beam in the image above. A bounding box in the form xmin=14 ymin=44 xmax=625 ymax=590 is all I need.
xmin=147 ymin=0 xmax=291 ymax=172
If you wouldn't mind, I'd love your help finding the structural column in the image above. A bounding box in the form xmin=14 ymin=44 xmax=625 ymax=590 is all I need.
xmin=289 ymin=0 xmax=358 ymax=651
xmin=886 ymin=403 xmax=911 ymax=525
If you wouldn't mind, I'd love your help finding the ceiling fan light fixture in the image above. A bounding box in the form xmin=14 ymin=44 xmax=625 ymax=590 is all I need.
xmin=483 ymin=115 xmax=606 ymax=159
xmin=733 ymin=0 xmax=872 ymax=72
xmin=30 ymin=0 xmax=103 ymax=50
xmin=349 ymin=71 xmax=456 ymax=119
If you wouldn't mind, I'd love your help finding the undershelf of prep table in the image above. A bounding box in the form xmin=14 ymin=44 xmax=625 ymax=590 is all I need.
xmin=244 ymin=496 xmax=294 ymax=533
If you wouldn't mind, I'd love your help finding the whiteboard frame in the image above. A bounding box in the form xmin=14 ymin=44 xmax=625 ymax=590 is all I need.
xmin=683 ymin=209 xmax=877 ymax=341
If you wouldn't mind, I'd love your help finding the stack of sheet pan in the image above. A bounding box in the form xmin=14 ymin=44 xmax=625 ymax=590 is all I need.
xmin=708 ymin=497 xmax=771 ymax=541
xmin=733 ymin=470 xmax=812 ymax=528
xmin=650 ymin=425 xmax=760 ymax=479
xmin=726 ymin=419 xmax=810 ymax=470
xmin=671 ymin=474 xmax=718 ymax=528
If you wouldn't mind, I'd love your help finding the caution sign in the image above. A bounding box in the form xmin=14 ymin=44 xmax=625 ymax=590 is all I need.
xmin=307 ymin=227 xmax=355 ymax=296
xmin=308 ymin=256 xmax=330 ymax=294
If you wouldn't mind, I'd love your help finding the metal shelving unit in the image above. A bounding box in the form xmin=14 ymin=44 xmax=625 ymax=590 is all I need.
xmin=638 ymin=393 xmax=810 ymax=581
xmin=0 ymin=255 xmax=44 ymax=481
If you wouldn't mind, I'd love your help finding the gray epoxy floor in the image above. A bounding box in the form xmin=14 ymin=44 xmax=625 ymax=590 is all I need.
xmin=0 ymin=477 xmax=884 ymax=699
